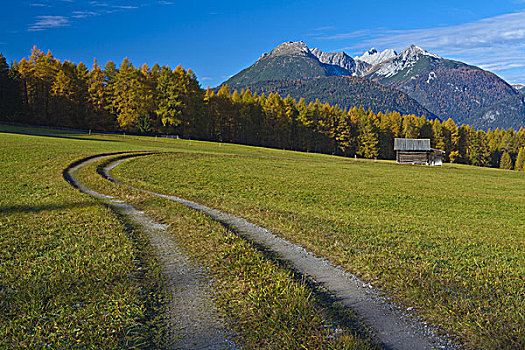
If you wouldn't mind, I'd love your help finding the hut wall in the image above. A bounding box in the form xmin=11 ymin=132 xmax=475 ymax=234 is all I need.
xmin=396 ymin=151 xmax=429 ymax=164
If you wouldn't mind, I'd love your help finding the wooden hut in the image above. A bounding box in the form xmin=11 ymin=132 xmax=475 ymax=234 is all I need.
xmin=394 ymin=138 xmax=444 ymax=166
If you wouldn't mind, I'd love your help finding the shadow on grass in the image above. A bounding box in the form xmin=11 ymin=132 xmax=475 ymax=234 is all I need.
xmin=0 ymin=201 xmax=96 ymax=215
xmin=0 ymin=129 xmax=121 ymax=143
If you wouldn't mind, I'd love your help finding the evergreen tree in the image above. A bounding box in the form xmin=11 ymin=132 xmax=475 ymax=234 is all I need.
xmin=0 ymin=54 xmax=10 ymax=118
xmin=378 ymin=112 xmax=395 ymax=159
xmin=456 ymin=125 xmax=471 ymax=164
xmin=0 ymin=54 xmax=21 ymax=121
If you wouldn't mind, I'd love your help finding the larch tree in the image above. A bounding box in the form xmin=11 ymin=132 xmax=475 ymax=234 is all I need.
xmin=468 ymin=130 xmax=490 ymax=167
xmin=88 ymin=60 xmax=105 ymax=109
xmin=112 ymin=57 xmax=151 ymax=129
xmin=515 ymin=147 xmax=525 ymax=171
xmin=155 ymin=66 xmax=183 ymax=128
xmin=499 ymin=151 xmax=513 ymax=170
xmin=357 ymin=113 xmax=379 ymax=159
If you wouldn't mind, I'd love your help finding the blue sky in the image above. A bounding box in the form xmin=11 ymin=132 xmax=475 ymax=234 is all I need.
xmin=2 ymin=0 xmax=525 ymax=87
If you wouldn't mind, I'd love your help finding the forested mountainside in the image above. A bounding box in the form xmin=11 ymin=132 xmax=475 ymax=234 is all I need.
xmin=242 ymin=76 xmax=436 ymax=118
xmin=470 ymin=95 xmax=525 ymax=130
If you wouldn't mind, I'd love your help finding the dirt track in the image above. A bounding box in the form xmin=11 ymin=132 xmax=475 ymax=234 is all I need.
xmin=103 ymin=153 xmax=461 ymax=350
xmin=64 ymin=154 xmax=238 ymax=350
xmin=66 ymin=152 xmax=458 ymax=350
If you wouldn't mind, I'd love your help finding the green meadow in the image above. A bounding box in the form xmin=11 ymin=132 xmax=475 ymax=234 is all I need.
xmin=1 ymin=123 xmax=524 ymax=349
xmin=0 ymin=124 xmax=373 ymax=349
xmin=113 ymin=147 xmax=525 ymax=349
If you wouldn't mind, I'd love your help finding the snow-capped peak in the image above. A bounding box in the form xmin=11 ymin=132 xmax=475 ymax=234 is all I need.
xmin=371 ymin=45 xmax=441 ymax=78
xmin=401 ymin=45 xmax=441 ymax=59
xmin=355 ymin=48 xmax=397 ymax=67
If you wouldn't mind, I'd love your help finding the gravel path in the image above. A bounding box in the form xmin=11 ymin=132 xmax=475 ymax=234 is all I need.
xmin=64 ymin=154 xmax=239 ymax=350
xmin=102 ymin=153 xmax=460 ymax=350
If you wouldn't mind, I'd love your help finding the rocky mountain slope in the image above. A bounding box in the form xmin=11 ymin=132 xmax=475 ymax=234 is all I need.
xmin=223 ymin=41 xmax=435 ymax=118
xmin=471 ymin=94 xmax=525 ymax=130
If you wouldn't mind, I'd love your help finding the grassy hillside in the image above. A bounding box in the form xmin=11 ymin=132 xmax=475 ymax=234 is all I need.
xmin=112 ymin=151 xmax=525 ymax=349
xmin=2 ymin=123 xmax=524 ymax=349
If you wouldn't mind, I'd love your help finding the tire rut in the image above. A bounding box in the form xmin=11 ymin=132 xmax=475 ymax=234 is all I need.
xmin=64 ymin=153 xmax=239 ymax=350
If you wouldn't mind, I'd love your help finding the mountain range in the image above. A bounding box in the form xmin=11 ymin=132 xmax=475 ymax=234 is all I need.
xmin=224 ymin=42 xmax=435 ymax=119
xmin=223 ymin=41 xmax=525 ymax=130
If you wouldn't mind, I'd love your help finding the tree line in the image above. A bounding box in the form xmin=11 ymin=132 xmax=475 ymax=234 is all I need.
xmin=1 ymin=47 xmax=524 ymax=170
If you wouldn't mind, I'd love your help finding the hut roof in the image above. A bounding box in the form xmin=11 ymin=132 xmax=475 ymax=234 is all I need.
xmin=394 ymin=138 xmax=431 ymax=151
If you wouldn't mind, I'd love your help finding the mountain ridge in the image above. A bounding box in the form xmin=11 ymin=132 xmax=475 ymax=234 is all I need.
xmin=222 ymin=41 xmax=525 ymax=129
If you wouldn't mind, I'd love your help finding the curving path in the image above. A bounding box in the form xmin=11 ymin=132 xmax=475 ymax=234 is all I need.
xmin=64 ymin=153 xmax=239 ymax=350
xmin=101 ymin=153 xmax=459 ymax=350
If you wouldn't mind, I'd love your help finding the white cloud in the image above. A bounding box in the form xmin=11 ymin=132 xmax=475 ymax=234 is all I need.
xmin=312 ymin=26 xmax=336 ymax=32
xmin=89 ymin=1 xmax=109 ymax=7
xmin=28 ymin=15 xmax=70 ymax=31
xmin=25 ymin=1 xmax=152 ymax=32
xmin=72 ymin=11 xmax=99 ymax=18
xmin=112 ymin=5 xmax=138 ymax=9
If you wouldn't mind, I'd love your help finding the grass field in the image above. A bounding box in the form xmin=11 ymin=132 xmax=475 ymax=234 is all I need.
xmin=0 ymin=126 xmax=173 ymax=348
xmin=111 ymin=150 xmax=525 ymax=349
xmin=0 ymin=124 xmax=375 ymax=349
